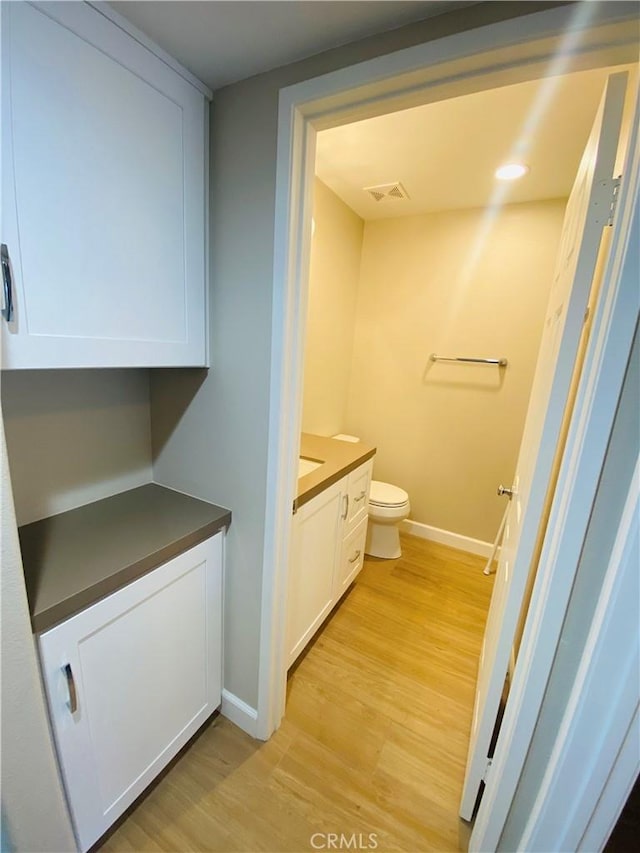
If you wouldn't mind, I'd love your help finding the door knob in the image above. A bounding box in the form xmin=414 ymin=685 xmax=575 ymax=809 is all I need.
xmin=497 ymin=484 xmax=514 ymax=498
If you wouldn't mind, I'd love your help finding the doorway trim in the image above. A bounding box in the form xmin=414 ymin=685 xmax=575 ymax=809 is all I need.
xmin=258 ymin=1 xmax=639 ymax=847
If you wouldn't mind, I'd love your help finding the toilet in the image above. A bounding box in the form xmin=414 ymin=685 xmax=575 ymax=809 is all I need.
xmin=366 ymin=480 xmax=410 ymax=559
xmin=331 ymin=434 xmax=410 ymax=560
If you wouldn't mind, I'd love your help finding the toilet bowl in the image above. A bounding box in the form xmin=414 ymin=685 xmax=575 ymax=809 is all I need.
xmin=365 ymin=480 xmax=410 ymax=559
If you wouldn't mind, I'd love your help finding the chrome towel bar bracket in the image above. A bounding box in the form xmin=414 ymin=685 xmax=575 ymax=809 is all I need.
xmin=429 ymin=353 xmax=508 ymax=367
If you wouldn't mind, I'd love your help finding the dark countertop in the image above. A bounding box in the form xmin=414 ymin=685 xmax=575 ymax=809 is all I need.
xmin=19 ymin=484 xmax=231 ymax=633
xmin=295 ymin=433 xmax=376 ymax=510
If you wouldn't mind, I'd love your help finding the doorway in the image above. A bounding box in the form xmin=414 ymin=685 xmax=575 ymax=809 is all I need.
xmin=295 ymin=57 xmax=633 ymax=818
xmin=259 ymin=6 xmax=640 ymax=850
xmin=302 ymin=65 xmax=623 ymax=554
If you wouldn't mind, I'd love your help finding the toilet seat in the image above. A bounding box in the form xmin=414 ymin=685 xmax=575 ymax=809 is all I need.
xmin=369 ymin=480 xmax=409 ymax=508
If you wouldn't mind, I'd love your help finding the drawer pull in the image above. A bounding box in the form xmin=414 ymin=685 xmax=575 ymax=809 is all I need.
xmin=341 ymin=494 xmax=349 ymax=520
xmin=348 ymin=550 xmax=361 ymax=564
xmin=1 ymin=244 xmax=14 ymax=323
xmin=354 ymin=490 xmax=367 ymax=502
xmin=63 ymin=663 xmax=78 ymax=714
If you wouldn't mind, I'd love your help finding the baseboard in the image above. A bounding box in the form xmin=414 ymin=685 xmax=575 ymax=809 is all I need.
xmin=220 ymin=689 xmax=258 ymax=738
xmin=401 ymin=519 xmax=497 ymax=559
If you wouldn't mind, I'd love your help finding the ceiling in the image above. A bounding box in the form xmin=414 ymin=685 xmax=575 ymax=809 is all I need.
xmin=109 ymin=1 xmax=475 ymax=91
xmin=315 ymin=64 xmax=633 ymax=219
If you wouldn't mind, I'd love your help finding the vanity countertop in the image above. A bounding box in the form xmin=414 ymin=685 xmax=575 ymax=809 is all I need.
xmin=19 ymin=484 xmax=231 ymax=633
xmin=296 ymin=433 xmax=376 ymax=510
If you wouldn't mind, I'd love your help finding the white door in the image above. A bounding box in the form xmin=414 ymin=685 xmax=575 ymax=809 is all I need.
xmin=460 ymin=71 xmax=628 ymax=820
xmin=39 ymin=535 xmax=223 ymax=851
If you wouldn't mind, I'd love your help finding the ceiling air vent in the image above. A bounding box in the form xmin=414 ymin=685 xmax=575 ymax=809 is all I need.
xmin=364 ymin=181 xmax=410 ymax=202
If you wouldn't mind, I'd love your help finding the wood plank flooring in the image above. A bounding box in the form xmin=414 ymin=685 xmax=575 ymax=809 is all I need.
xmin=101 ymin=534 xmax=494 ymax=852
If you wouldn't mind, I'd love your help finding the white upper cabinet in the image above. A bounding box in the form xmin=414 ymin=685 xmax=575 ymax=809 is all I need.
xmin=1 ymin=2 xmax=210 ymax=368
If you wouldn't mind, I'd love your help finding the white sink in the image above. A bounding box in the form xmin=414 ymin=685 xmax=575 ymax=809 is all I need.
xmin=298 ymin=456 xmax=323 ymax=478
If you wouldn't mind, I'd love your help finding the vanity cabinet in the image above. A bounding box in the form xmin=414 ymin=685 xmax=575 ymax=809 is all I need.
xmin=38 ymin=533 xmax=223 ymax=852
xmin=288 ymin=459 xmax=373 ymax=666
xmin=1 ymin=1 xmax=209 ymax=368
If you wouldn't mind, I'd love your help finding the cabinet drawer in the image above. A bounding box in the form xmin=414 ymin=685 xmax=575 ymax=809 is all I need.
xmin=335 ymin=517 xmax=368 ymax=599
xmin=38 ymin=533 xmax=223 ymax=851
xmin=346 ymin=460 xmax=373 ymax=530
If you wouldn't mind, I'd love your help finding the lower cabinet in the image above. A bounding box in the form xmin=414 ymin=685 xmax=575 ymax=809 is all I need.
xmin=287 ymin=459 xmax=373 ymax=667
xmin=38 ymin=533 xmax=223 ymax=852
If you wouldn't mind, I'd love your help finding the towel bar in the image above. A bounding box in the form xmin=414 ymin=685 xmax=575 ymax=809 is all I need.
xmin=429 ymin=353 xmax=508 ymax=367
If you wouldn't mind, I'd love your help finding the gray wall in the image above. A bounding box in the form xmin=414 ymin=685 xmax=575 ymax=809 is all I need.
xmin=499 ymin=323 xmax=639 ymax=849
xmin=149 ymin=1 xmax=553 ymax=709
xmin=2 ymin=370 xmax=152 ymax=525
xmin=1 ymin=412 xmax=77 ymax=852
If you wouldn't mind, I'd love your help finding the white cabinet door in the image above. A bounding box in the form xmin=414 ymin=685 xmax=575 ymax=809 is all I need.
xmin=1 ymin=1 xmax=208 ymax=368
xmin=38 ymin=534 xmax=223 ymax=852
xmin=287 ymin=478 xmax=344 ymax=666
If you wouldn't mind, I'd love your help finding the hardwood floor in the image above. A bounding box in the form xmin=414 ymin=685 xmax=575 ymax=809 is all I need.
xmin=101 ymin=534 xmax=494 ymax=852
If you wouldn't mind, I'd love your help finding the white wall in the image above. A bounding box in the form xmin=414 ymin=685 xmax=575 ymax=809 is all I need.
xmin=345 ymin=200 xmax=566 ymax=543
xmin=0 ymin=410 xmax=77 ymax=852
xmin=302 ymin=179 xmax=364 ymax=436
xmin=2 ymin=370 xmax=153 ymax=525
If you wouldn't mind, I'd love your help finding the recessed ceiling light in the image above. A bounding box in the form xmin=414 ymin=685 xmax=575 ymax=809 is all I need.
xmin=495 ymin=163 xmax=529 ymax=181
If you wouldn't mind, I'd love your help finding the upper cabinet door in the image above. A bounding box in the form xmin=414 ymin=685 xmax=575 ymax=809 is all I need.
xmin=1 ymin=2 xmax=209 ymax=368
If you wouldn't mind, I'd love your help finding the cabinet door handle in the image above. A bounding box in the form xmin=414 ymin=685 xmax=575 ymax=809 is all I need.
xmin=354 ymin=490 xmax=367 ymax=502
xmin=63 ymin=663 xmax=78 ymax=714
xmin=341 ymin=494 xmax=349 ymax=520
xmin=349 ymin=550 xmax=361 ymax=564
xmin=1 ymin=244 xmax=14 ymax=323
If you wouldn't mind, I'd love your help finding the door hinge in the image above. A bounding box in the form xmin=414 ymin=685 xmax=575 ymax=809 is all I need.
xmin=607 ymin=176 xmax=622 ymax=227
xmin=483 ymin=757 xmax=493 ymax=783
xmin=292 ymin=498 xmax=298 ymax=516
